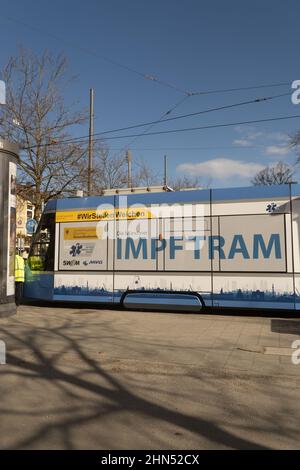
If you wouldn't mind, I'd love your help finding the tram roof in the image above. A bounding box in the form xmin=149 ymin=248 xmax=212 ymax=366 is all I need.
xmin=44 ymin=183 xmax=300 ymax=213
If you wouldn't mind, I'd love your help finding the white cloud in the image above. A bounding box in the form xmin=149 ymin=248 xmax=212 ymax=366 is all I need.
xmin=234 ymin=126 xmax=264 ymax=140
xmin=234 ymin=127 xmax=289 ymax=145
xmin=177 ymin=158 xmax=264 ymax=180
xmin=246 ymin=131 xmax=264 ymax=140
xmin=233 ymin=139 xmax=251 ymax=147
xmin=265 ymin=145 xmax=290 ymax=156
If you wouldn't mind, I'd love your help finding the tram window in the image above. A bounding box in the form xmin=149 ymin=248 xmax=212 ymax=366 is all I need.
xmin=28 ymin=213 xmax=55 ymax=271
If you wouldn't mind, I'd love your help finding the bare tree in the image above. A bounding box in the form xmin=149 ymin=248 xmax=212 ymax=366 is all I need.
xmin=0 ymin=49 xmax=88 ymax=219
xmin=131 ymin=158 xmax=211 ymax=190
xmin=92 ymin=151 xmax=161 ymax=192
xmin=92 ymin=150 xmax=211 ymax=193
xmin=132 ymin=158 xmax=160 ymax=187
xmin=92 ymin=146 xmax=127 ymax=192
xmin=170 ymin=174 xmax=210 ymax=190
xmin=129 ymin=157 xmax=211 ymax=190
xmin=289 ymin=132 xmax=300 ymax=165
xmin=251 ymin=161 xmax=296 ymax=186
xmin=290 ymin=131 xmax=300 ymax=149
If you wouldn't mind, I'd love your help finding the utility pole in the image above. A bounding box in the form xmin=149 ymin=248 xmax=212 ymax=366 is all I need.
xmin=88 ymin=88 xmax=94 ymax=196
xmin=163 ymin=154 xmax=168 ymax=188
xmin=126 ymin=149 xmax=132 ymax=188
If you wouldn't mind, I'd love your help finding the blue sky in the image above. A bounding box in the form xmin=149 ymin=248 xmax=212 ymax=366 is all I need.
xmin=0 ymin=0 xmax=300 ymax=187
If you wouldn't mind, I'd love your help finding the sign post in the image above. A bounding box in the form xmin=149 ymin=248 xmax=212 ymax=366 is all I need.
xmin=26 ymin=218 xmax=38 ymax=235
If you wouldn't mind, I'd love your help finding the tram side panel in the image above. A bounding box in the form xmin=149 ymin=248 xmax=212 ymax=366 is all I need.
xmin=211 ymin=194 xmax=294 ymax=310
xmin=292 ymin=194 xmax=300 ymax=309
xmin=25 ymin=188 xmax=298 ymax=311
xmin=113 ymin=201 xmax=213 ymax=308
xmin=53 ymin=219 xmax=115 ymax=302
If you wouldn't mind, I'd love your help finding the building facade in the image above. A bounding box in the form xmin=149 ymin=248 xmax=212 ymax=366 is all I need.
xmin=16 ymin=190 xmax=35 ymax=249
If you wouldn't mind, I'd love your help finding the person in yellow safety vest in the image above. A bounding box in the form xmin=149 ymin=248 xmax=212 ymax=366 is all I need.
xmin=15 ymin=253 xmax=25 ymax=306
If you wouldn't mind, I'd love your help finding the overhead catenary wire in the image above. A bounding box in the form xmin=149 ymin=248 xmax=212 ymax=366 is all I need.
xmin=2 ymin=14 xmax=192 ymax=96
xmin=112 ymin=94 xmax=191 ymax=161
xmin=23 ymin=113 xmax=300 ymax=148
xmin=93 ymin=114 xmax=300 ymax=141
xmin=107 ymin=86 xmax=290 ymax=163
xmin=2 ymin=15 xmax=294 ymax=98
xmin=3 ymin=14 xmax=296 ymax=162
xmin=107 ymin=144 xmax=290 ymax=151
xmin=93 ymin=91 xmax=292 ymax=138
xmin=22 ymin=91 xmax=291 ymax=150
xmin=92 ymin=80 xmax=292 ymax=121
xmin=190 ymin=82 xmax=291 ymax=96
xmin=105 ymin=90 xmax=290 ymax=166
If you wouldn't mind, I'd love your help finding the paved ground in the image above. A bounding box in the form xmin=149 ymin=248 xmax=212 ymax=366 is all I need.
xmin=0 ymin=305 xmax=300 ymax=449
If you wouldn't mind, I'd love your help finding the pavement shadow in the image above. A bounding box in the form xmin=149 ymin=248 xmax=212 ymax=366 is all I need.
xmin=0 ymin=315 xmax=272 ymax=450
xmin=271 ymin=319 xmax=300 ymax=335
